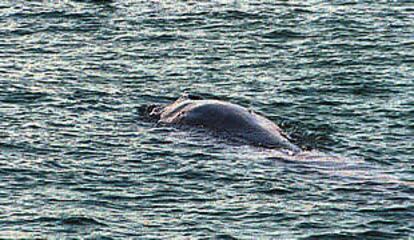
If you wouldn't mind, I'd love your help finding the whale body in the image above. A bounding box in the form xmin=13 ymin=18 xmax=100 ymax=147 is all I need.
xmin=149 ymin=96 xmax=301 ymax=153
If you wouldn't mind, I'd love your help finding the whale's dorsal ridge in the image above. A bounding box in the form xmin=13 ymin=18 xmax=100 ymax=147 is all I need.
xmin=148 ymin=97 xmax=301 ymax=153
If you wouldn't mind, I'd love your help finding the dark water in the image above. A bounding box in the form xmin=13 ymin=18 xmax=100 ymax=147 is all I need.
xmin=1 ymin=1 xmax=413 ymax=239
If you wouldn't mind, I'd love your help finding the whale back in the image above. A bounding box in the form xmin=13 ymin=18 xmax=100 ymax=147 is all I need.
xmin=154 ymin=98 xmax=301 ymax=152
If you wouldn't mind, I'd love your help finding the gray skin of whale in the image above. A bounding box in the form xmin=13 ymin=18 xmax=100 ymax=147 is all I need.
xmin=150 ymin=97 xmax=301 ymax=153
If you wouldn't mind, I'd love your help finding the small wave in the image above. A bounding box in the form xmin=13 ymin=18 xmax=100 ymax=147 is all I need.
xmin=60 ymin=216 xmax=108 ymax=227
xmin=141 ymin=34 xmax=189 ymax=43
xmin=261 ymin=29 xmax=309 ymax=40
xmin=301 ymin=230 xmax=406 ymax=240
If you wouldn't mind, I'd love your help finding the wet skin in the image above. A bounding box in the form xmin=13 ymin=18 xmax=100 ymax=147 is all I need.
xmin=150 ymin=97 xmax=301 ymax=153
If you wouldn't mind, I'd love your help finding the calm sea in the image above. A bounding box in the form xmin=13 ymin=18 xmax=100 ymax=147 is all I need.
xmin=0 ymin=1 xmax=413 ymax=239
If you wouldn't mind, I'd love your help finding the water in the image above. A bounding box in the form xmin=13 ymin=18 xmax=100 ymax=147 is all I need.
xmin=0 ymin=1 xmax=413 ymax=239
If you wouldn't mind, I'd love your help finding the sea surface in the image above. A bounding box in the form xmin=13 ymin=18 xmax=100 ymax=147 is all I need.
xmin=0 ymin=0 xmax=413 ymax=239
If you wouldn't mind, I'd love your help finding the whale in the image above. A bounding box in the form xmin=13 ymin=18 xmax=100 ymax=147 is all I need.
xmin=147 ymin=95 xmax=301 ymax=153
